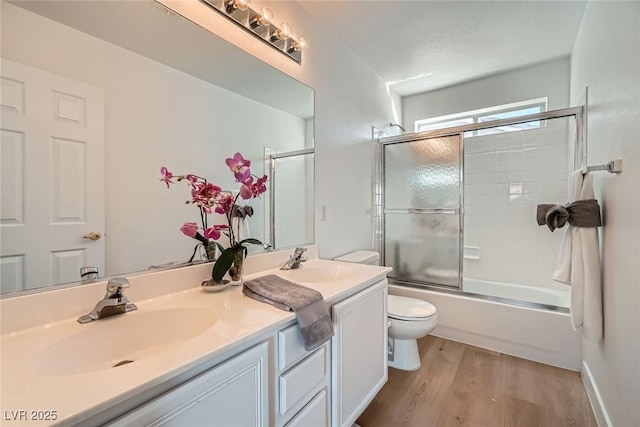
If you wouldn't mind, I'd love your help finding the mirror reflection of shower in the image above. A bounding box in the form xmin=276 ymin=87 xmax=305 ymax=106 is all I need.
xmin=267 ymin=148 xmax=315 ymax=249
xmin=389 ymin=122 xmax=406 ymax=133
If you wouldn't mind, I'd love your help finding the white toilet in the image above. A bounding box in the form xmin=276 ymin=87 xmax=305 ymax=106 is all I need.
xmin=333 ymin=251 xmax=438 ymax=371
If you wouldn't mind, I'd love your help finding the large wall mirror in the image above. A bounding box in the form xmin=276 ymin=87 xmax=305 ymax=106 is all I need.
xmin=0 ymin=0 xmax=314 ymax=295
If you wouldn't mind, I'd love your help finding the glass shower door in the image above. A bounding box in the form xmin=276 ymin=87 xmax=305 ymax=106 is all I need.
xmin=383 ymin=134 xmax=462 ymax=288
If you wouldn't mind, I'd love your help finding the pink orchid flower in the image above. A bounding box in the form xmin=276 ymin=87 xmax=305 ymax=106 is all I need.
xmin=180 ymin=222 xmax=198 ymax=238
xmin=226 ymin=153 xmax=251 ymax=183
xmin=240 ymin=182 xmax=253 ymax=200
xmin=204 ymin=224 xmax=229 ymax=240
xmin=255 ymin=175 xmax=268 ymax=194
xmin=161 ymin=154 xmax=266 ymax=256
xmin=160 ymin=167 xmax=174 ymax=188
xmin=215 ymin=193 xmax=234 ymax=214
xmin=191 ymin=182 xmax=222 ymax=207
xmin=240 ymin=175 xmax=268 ymax=199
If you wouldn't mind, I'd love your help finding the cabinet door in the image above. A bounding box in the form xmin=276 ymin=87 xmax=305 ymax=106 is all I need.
xmin=332 ymin=280 xmax=388 ymax=427
xmin=108 ymin=342 xmax=268 ymax=427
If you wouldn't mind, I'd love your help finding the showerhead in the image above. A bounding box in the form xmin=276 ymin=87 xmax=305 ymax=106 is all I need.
xmin=389 ymin=122 xmax=406 ymax=132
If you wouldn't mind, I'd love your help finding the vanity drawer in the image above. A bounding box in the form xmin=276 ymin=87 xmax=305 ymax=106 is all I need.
xmin=278 ymin=323 xmax=312 ymax=371
xmin=279 ymin=345 xmax=327 ymax=416
xmin=285 ymin=389 xmax=328 ymax=427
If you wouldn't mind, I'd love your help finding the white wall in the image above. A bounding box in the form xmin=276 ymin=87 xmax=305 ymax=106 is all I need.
xmin=161 ymin=1 xmax=401 ymax=260
xmin=569 ymin=2 xmax=640 ymax=426
xmin=402 ymin=57 xmax=570 ymax=130
xmin=2 ymin=3 xmax=306 ymax=276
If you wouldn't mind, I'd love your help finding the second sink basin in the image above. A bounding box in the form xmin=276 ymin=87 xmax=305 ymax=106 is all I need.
xmin=31 ymin=307 xmax=216 ymax=376
xmin=278 ymin=263 xmax=356 ymax=283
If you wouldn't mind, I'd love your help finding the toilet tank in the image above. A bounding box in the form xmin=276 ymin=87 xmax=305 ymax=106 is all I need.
xmin=333 ymin=250 xmax=380 ymax=265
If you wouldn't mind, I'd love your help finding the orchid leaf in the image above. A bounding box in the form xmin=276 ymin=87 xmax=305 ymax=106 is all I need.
xmin=212 ymin=248 xmax=235 ymax=281
xmin=214 ymin=242 xmax=225 ymax=255
xmin=239 ymin=238 xmax=262 ymax=246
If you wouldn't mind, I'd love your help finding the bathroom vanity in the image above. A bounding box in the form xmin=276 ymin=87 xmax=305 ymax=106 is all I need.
xmin=0 ymin=247 xmax=390 ymax=426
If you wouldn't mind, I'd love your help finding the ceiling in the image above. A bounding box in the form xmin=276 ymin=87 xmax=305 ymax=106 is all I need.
xmin=299 ymin=0 xmax=587 ymax=97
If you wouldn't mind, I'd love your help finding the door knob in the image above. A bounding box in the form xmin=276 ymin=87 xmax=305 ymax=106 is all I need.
xmin=83 ymin=231 xmax=102 ymax=241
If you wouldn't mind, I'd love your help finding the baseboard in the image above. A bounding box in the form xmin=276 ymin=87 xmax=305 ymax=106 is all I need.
xmin=582 ymin=361 xmax=613 ymax=427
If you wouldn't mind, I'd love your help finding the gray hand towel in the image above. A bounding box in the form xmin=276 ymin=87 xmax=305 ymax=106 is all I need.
xmin=536 ymin=199 xmax=601 ymax=232
xmin=242 ymin=274 xmax=334 ymax=351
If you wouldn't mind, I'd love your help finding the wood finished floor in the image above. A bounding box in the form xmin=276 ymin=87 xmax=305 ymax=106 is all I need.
xmin=357 ymin=336 xmax=596 ymax=427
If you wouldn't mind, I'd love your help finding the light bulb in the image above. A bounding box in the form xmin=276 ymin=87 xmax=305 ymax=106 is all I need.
xmin=270 ymin=22 xmax=292 ymax=42
xmin=261 ymin=7 xmax=273 ymax=23
xmin=280 ymin=23 xmax=292 ymax=39
xmin=287 ymin=36 xmax=308 ymax=53
xmin=236 ymin=0 xmax=250 ymax=11
xmin=250 ymin=7 xmax=273 ymax=28
xmin=225 ymin=0 xmax=250 ymax=14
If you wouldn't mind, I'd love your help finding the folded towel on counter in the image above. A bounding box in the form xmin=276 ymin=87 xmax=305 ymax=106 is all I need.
xmin=243 ymin=274 xmax=334 ymax=351
xmin=536 ymin=199 xmax=601 ymax=232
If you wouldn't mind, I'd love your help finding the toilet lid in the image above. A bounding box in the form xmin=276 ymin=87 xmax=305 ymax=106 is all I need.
xmin=388 ymin=295 xmax=436 ymax=320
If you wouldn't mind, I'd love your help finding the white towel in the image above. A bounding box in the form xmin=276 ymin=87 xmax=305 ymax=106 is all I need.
xmin=553 ymin=170 xmax=603 ymax=341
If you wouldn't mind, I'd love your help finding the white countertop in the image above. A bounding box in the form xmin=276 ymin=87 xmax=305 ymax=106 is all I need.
xmin=0 ymin=253 xmax=390 ymax=426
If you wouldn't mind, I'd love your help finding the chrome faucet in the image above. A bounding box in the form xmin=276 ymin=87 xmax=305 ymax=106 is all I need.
xmin=77 ymin=278 xmax=138 ymax=324
xmin=80 ymin=266 xmax=99 ymax=282
xmin=281 ymin=247 xmax=308 ymax=270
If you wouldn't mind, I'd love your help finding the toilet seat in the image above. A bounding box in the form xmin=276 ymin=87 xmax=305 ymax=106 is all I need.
xmin=388 ymin=295 xmax=437 ymax=321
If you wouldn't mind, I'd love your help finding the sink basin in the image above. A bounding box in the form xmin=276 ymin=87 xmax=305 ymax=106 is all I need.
xmin=278 ymin=264 xmax=356 ymax=283
xmin=31 ymin=307 xmax=216 ymax=376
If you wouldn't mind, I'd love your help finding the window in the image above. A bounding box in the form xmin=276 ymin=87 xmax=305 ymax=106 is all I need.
xmin=414 ymin=98 xmax=547 ymax=137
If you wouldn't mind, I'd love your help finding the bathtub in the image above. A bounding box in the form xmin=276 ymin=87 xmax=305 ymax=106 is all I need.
xmin=388 ymin=283 xmax=582 ymax=370
xmin=462 ymin=277 xmax=570 ymax=308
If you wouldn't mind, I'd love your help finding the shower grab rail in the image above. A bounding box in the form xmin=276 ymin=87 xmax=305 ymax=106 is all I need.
xmin=384 ymin=208 xmax=460 ymax=214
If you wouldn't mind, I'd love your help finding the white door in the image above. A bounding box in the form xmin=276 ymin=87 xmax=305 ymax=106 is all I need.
xmin=0 ymin=59 xmax=105 ymax=293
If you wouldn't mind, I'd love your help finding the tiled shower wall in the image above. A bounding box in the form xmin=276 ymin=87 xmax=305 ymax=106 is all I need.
xmin=463 ymin=117 xmax=572 ymax=290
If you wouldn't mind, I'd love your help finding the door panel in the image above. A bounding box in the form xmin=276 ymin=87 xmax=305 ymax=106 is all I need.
xmin=384 ymin=136 xmax=460 ymax=210
xmin=382 ymin=134 xmax=462 ymax=288
xmin=0 ymin=59 xmax=105 ymax=292
xmin=385 ymin=212 xmax=461 ymax=287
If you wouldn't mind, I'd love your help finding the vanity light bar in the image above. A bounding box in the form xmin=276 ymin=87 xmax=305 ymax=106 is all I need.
xmin=200 ymin=0 xmax=306 ymax=64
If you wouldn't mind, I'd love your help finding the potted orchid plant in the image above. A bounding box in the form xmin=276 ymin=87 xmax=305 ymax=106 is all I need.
xmin=160 ymin=152 xmax=267 ymax=284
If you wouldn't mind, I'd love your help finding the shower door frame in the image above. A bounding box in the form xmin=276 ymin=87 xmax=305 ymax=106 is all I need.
xmin=269 ymin=148 xmax=315 ymax=249
xmin=375 ymin=106 xmax=584 ymax=310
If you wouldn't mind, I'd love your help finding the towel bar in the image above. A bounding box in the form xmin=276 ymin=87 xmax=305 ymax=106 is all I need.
xmin=584 ymin=158 xmax=622 ymax=174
